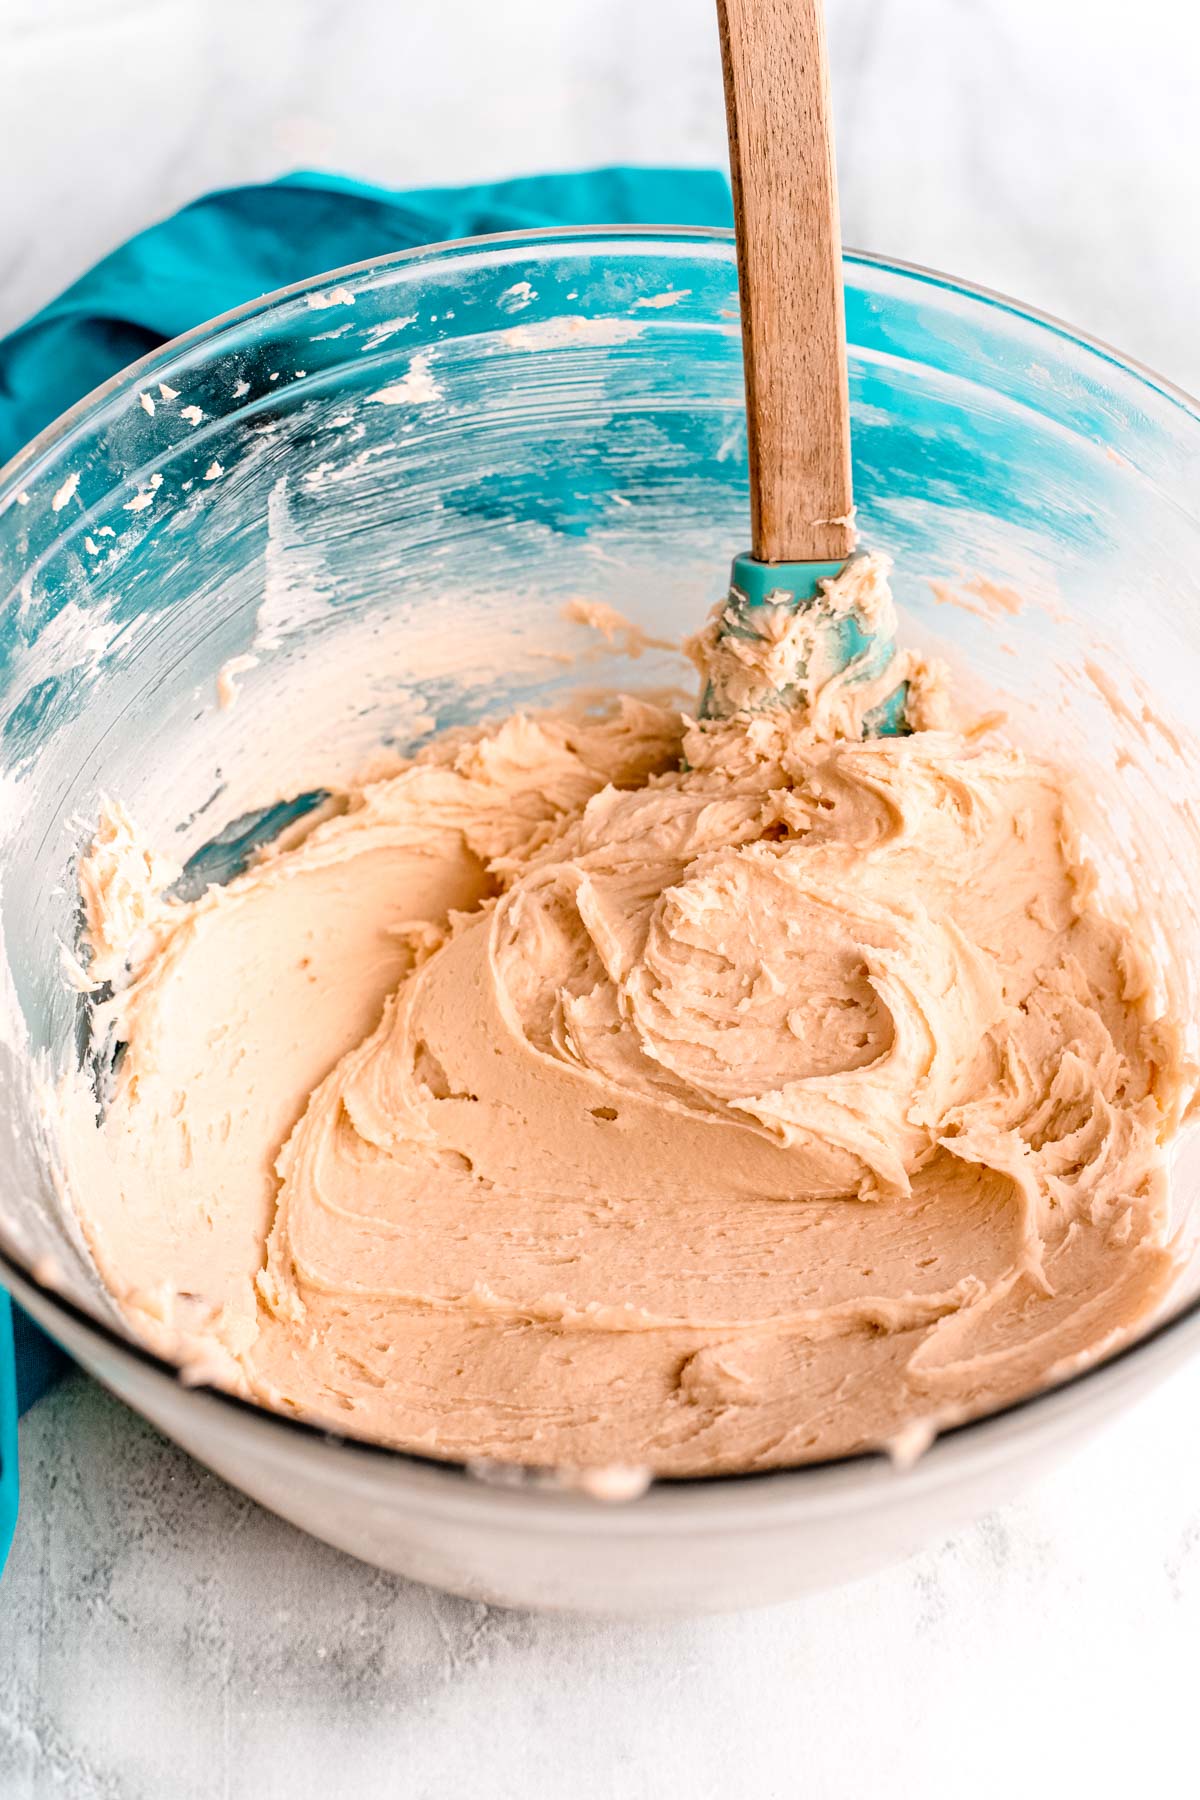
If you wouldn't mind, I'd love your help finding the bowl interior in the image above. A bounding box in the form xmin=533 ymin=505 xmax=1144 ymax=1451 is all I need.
xmin=3 ymin=228 xmax=1200 ymax=1458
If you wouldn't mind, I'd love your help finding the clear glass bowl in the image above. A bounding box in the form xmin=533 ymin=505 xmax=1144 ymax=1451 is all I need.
xmin=2 ymin=228 xmax=1200 ymax=1614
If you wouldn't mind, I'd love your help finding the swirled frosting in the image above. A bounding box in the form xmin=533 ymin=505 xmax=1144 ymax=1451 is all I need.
xmin=62 ymin=557 xmax=1191 ymax=1473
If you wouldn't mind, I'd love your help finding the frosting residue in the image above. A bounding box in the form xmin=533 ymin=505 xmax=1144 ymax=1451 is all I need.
xmin=57 ymin=555 xmax=1194 ymax=1473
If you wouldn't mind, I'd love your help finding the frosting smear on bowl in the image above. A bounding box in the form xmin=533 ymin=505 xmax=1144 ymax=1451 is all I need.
xmin=60 ymin=556 xmax=1194 ymax=1474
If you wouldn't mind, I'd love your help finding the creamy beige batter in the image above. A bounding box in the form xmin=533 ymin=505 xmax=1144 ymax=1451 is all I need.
xmin=60 ymin=556 xmax=1193 ymax=1474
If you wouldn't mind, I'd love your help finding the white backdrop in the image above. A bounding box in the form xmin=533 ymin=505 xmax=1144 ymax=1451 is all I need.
xmin=1 ymin=0 xmax=1198 ymax=389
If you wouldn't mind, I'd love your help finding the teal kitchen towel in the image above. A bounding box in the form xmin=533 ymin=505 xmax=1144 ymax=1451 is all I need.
xmin=0 ymin=165 xmax=732 ymax=466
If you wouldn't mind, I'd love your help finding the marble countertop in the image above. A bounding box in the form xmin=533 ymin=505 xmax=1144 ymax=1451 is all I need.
xmin=3 ymin=0 xmax=1200 ymax=393
xmin=3 ymin=0 xmax=1200 ymax=1794
xmin=5 ymin=1363 xmax=1200 ymax=1798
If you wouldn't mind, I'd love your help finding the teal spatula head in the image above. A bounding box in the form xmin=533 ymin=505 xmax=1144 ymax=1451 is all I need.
xmin=698 ymin=550 xmax=910 ymax=734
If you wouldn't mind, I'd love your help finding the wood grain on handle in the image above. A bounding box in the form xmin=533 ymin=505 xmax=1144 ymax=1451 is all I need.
xmin=717 ymin=0 xmax=854 ymax=565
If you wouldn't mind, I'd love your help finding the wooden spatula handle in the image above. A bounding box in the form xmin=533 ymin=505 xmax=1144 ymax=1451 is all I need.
xmin=717 ymin=0 xmax=855 ymax=565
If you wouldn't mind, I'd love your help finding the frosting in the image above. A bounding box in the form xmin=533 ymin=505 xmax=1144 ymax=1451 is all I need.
xmin=58 ymin=556 xmax=1193 ymax=1473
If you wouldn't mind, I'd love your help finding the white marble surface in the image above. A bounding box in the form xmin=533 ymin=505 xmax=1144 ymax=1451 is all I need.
xmin=3 ymin=1 xmax=1200 ymax=1794
xmin=2 ymin=0 xmax=1200 ymax=390
xmin=4 ymin=1363 xmax=1200 ymax=1799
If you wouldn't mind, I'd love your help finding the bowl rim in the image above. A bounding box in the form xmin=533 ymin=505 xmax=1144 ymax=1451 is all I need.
xmin=3 ymin=223 xmax=1198 ymax=502
xmin=3 ymin=222 xmax=1199 ymax=1499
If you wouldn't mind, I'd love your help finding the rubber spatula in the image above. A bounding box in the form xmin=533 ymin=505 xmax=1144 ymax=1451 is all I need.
xmin=711 ymin=0 xmax=904 ymax=730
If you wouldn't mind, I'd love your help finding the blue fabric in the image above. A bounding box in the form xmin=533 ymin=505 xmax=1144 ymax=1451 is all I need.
xmin=11 ymin=1304 xmax=70 ymax=1414
xmin=0 ymin=1292 xmax=15 ymax=1570
xmin=0 ymin=166 xmax=732 ymax=466
xmin=0 ymin=165 xmax=733 ymax=1416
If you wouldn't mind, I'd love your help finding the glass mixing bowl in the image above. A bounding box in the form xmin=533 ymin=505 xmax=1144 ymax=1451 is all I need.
xmin=2 ymin=228 xmax=1200 ymax=1615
